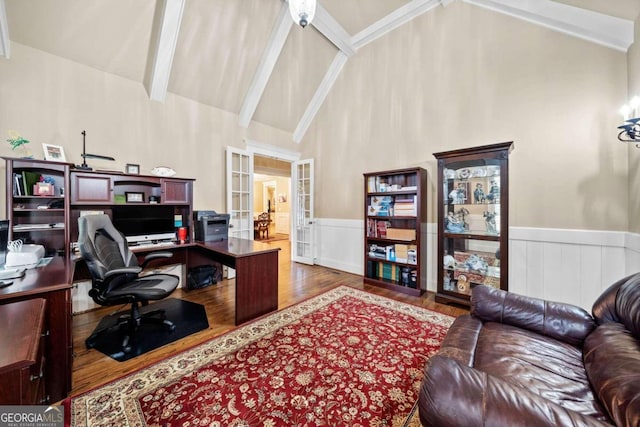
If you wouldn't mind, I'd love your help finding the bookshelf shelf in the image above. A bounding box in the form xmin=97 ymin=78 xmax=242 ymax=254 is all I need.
xmin=363 ymin=167 xmax=427 ymax=296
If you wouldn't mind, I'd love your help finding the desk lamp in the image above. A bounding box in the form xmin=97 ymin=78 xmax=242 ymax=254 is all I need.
xmin=75 ymin=130 xmax=115 ymax=170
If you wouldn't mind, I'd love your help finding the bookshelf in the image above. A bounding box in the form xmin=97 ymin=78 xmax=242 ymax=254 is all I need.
xmin=363 ymin=167 xmax=427 ymax=296
xmin=3 ymin=157 xmax=72 ymax=258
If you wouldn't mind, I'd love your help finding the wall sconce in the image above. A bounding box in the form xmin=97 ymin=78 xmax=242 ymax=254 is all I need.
xmin=289 ymin=0 xmax=316 ymax=28
xmin=618 ymin=96 xmax=640 ymax=146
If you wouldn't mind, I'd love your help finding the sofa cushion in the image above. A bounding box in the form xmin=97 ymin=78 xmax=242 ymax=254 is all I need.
xmin=419 ymin=355 xmax=615 ymax=427
xmin=473 ymin=322 xmax=610 ymax=421
xmin=584 ymin=323 xmax=640 ymax=426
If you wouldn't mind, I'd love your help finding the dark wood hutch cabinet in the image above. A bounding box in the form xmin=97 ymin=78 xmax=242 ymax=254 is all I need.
xmin=68 ymin=170 xmax=194 ymax=243
xmin=2 ymin=158 xmax=194 ymax=403
xmin=433 ymin=142 xmax=513 ymax=306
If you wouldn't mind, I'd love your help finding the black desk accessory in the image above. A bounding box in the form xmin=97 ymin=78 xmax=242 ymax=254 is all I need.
xmin=75 ymin=130 xmax=115 ymax=171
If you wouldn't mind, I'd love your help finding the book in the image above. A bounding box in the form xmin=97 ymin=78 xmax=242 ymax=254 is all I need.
xmin=13 ymin=173 xmax=23 ymax=196
xmin=21 ymin=171 xmax=41 ymax=196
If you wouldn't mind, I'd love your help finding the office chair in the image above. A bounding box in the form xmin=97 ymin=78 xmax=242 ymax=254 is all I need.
xmin=78 ymin=214 xmax=179 ymax=353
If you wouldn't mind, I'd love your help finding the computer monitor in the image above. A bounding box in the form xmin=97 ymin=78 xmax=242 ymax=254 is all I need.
xmin=111 ymin=206 xmax=175 ymax=245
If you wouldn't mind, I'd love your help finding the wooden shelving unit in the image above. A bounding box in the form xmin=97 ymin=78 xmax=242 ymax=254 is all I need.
xmin=363 ymin=167 xmax=427 ymax=296
xmin=3 ymin=157 xmax=72 ymax=258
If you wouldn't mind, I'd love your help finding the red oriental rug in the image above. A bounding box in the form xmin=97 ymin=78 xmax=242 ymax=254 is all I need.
xmin=65 ymin=286 xmax=454 ymax=426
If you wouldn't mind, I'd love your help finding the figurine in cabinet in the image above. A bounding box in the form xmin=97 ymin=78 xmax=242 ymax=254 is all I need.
xmin=486 ymin=180 xmax=500 ymax=203
xmin=445 ymin=212 xmax=465 ymax=233
xmin=448 ymin=183 xmax=467 ymax=204
xmin=443 ymin=253 xmax=456 ymax=270
xmin=484 ymin=211 xmax=498 ymax=234
xmin=474 ymin=183 xmax=486 ymax=204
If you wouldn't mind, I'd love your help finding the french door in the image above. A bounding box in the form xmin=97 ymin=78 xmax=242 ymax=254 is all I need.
xmin=291 ymin=159 xmax=314 ymax=265
xmin=225 ymin=147 xmax=254 ymax=239
xmin=225 ymin=146 xmax=314 ymax=265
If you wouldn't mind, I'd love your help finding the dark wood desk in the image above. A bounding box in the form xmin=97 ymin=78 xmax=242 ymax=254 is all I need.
xmin=0 ymin=238 xmax=278 ymax=402
xmin=132 ymin=238 xmax=280 ymax=325
xmin=0 ymin=257 xmax=73 ymax=403
xmin=0 ymin=298 xmax=47 ymax=404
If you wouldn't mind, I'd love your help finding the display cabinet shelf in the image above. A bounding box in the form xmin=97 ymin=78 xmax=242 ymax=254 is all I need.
xmin=433 ymin=142 xmax=513 ymax=306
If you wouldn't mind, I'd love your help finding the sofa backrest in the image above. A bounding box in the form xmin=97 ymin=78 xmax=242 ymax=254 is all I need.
xmin=586 ymin=273 xmax=640 ymax=426
xmin=592 ymin=273 xmax=640 ymax=339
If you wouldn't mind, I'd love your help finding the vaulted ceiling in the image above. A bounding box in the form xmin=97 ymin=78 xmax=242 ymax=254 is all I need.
xmin=0 ymin=0 xmax=638 ymax=143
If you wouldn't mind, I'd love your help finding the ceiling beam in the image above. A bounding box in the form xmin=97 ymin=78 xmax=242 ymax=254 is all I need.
xmin=462 ymin=0 xmax=634 ymax=52
xmin=352 ymin=0 xmax=446 ymax=50
xmin=0 ymin=0 xmax=10 ymax=59
xmin=293 ymin=0 xmax=450 ymax=142
xmin=145 ymin=0 xmax=185 ymax=102
xmin=239 ymin=3 xmax=292 ymax=128
xmin=311 ymin=3 xmax=356 ymax=57
xmin=293 ymin=52 xmax=348 ymax=143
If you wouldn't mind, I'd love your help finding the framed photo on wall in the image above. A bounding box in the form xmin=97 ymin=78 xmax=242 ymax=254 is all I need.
xmin=42 ymin=144 xmax=67 ymax=162
xmin=125 ymin=163 xmax=140 ymax=174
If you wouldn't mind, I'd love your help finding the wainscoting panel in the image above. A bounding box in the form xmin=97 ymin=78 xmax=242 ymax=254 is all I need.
xmin=314 ymin=218 xmax=363 ymax=275
xmin=509 ymin=228 xmax=628 ymax=310
xmin=314 ymin=219 xmax=640 ymax=311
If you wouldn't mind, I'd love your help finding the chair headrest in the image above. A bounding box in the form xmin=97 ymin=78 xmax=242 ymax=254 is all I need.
xmin=78 ymin=214 xmax=129 ymax=262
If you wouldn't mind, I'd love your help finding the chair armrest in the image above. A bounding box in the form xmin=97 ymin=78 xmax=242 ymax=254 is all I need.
xmin=471 ymin=285 xmax=596 ymax=346
xmin=104 ymin=266 xmax=142 ymax=278
xmin=140 ymin=251 xmax=173 ymax=268
xmin=419 ymin=355 xmax=612 ymax=427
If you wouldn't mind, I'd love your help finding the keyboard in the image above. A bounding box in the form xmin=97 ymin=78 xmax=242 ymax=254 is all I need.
xmin=130 ymin=241 xmax=177 ymax=250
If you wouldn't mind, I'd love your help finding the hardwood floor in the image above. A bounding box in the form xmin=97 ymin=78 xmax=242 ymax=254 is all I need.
xmin=69 ymin=240 xmax=468 ymax=398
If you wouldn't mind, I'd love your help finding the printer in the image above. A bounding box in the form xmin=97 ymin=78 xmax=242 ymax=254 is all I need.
xmin=193 ymin=211 xmax=230 ymax=242
xmin=6 ymin=243 xmax=45 ymax=269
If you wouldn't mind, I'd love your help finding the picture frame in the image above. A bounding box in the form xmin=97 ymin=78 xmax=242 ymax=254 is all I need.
xmin=125 ymin=163 xmax=140 ymax=175
xmin=125 ymin=192 xmax=145 ymax=203
xmin=42 ymin=144 xmax=67 ymax=162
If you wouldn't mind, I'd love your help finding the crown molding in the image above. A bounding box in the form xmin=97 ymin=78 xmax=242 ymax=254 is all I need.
xmin=239 ymin=4 xmax=292 ymax=128
xmin=146 ymin=0 xmax=185 ymax=102
xmin=0 ymin=0 xmax=10 ymax=59
xmin=462 ymin=0 xmax=634 ymax=52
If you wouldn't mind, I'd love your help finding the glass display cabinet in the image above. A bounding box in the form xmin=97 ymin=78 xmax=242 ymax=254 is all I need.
xmin=433 ymin=142 xmax=513 ymax=306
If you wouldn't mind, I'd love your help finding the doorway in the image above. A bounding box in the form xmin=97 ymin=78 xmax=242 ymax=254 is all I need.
xmin=253 ymin=156 xmax=291 ymax=241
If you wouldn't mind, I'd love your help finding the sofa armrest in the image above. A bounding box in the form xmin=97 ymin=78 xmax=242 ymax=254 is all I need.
xmin=419 ymin=355 xmax=612 ymax=427
xmin=471 ymin=285 xmax=596 ymax=347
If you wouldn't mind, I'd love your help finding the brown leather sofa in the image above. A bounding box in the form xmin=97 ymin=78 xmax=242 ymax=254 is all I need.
xmin=419 ymin=274 xmax=640 ymax=426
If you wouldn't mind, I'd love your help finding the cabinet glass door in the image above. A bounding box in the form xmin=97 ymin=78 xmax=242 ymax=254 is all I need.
xmin=442 ymin=161 xmax=503 ymax=296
